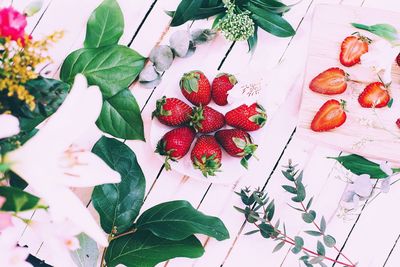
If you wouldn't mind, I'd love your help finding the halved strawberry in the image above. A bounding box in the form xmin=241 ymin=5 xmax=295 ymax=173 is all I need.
xmin=152 ymin=96 xmax=192 ymax=126
xmin=311 ymin=99 xmax=347 ymax=132
xmin=190 ymin=105 xmax=225 ymax=133
xmin=309 ymin=68 xmax=348 ymax=95
xmin=339 ymin=34 xmax=369 ymax=67
xmin=225 ymin=103 xmax=267 ymax=131
xmin=191 ymin=135 xmax=222 ymax=177
xmin=155 ymin=127 xmax=196 ymax=170
xmin=358 ymin=82 xmax=390 ymax=108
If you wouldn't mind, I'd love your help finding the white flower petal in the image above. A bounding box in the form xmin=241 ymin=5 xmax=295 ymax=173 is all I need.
xmin=353 ymin=174 xmax=373 ymax=197
xmin=13 ymin=74 xmax=102 ymax=156
xmin=0 ymin=114 xmax=20 ymax=139
xmin=58 ymin=151 xmax=120 ymax=187
xmin=381 ymin=177 xmax=391 ymax=193
xmin=380 ymin=161 xmax=393 ymax=176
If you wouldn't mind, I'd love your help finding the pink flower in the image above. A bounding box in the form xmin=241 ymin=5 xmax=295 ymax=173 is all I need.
xmin=0 ymin=7 xmax=27 ymax=43
xmin=0 ymin=196 xmax=13 ymax=231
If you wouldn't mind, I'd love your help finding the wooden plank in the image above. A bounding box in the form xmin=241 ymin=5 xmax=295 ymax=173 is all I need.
xmin=297 ymin=4 xmax=400 ymax=164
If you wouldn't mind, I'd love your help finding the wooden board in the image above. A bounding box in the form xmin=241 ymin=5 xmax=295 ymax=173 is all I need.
xmin=297 ymin=4 xmax=400 ymax=164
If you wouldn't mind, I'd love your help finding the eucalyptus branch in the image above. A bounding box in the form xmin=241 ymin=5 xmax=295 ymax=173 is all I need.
xmin=235 ymin=161 xmax=357 ymax=267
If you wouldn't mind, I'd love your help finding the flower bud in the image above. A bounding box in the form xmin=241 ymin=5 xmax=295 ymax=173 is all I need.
xmin=23 ymin=0 xmax=44 ymax=17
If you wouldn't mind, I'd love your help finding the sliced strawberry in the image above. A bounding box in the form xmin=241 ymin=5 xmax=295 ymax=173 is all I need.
xmin=358 ymin=82 xmax=390 ymax=108
xmin=311 ymin=99 xmax=347 ymax=132
xmin=339 ymin=34 xmax=369 ymax=67
xmin=309 ymin=68 xmax=348 ymax=95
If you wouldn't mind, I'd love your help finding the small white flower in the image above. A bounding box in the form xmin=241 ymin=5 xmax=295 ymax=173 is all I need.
xmin=380 ymin=161 xmax=393 ymax=176
xmin=380 ymin=161 xmax=393 ymax=193
xmin=4 ymin=74 xmax=121 ymax=247
xmin=361 ymin=39 xmax=400 ymax=84
xmin=351 ymin=174 xmax=373 ymax=197
xmin=23 ymin=0 xmax=44 ymax=17
xmin=0 ymin=227 xmax=32 ymax=267
xmin=0 ymin=114 xmax=20 ymax=139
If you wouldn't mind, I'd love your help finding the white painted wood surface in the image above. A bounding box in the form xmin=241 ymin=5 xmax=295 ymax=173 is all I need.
xmin=4 ymin=0 xmax=400 ymax=266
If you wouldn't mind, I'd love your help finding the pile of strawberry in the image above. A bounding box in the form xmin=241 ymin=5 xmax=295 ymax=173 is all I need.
xmin=309 ymin=33 xmax=394 ymax=131
xmin=152 ymin=70 xmax=267 ymax=177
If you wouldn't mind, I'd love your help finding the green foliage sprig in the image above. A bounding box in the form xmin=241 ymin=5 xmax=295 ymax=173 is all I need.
xmin=92 ymin=137 xmax=229 ymax=267
xmin=168 ymin=0 xmax=296 ymax=52
xmin=60 ymin=0 xmax=145 ymax=140
xmin=235 ymin=161 xmax=356 ymax=267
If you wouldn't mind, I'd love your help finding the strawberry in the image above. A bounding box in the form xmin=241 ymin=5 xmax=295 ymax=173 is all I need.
xmin=155 ymin=126 xmax=196 ymax=170
xmin=358 ymin=82 xmax=390 ymax=108
xmin=215 ymin=129 xmax=257 ymax=169
xmin=309 ymin=68 xmax=348 ymax=95
xmin=152 ymin=96 xmax=192 ymax=126
xmin=225 ymin=103 xmax=267 ymax=131
xmin=396 ymin=118 xmax=400 ymax=129
xmin=190 ymin=105 xmax=225 ymax=133
xmin=311 ymin=99 xmax=347 ymax=132
xmin=180 ymin=70 xmax=211 ymax=106
xmin=396 ymin=53 xmax=400 ymax=67
xmin=191 ymin=135 xmax=222 ymax=177
xmin=211 ymin=73 xmax=238 ymax=106
xmin=339 ymin=34 xmax=369 ymax=67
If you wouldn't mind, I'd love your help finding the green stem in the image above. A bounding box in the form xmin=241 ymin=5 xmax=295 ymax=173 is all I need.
xmin=99 ymin=229 xmax=137 ymax=267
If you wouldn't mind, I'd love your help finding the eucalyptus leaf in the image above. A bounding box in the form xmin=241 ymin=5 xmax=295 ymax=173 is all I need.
xmin=294 ymin=236 xmax=304 ymax=248
xmin=247 ymin=26 xmax=258 ymax=53
xmin=191 ymin=29 xmax=217 ymax=45
xmin=304 ymin=230 xmax=322 ymax=237
xmin=105 ymin=230 xmax=204 ymax=267
xmin=70 ymin=233 xmax=99 ymax=267
xmin=96 ymin=89 xmax=144 ymax=140
xmin=352 ymin=23 xmax=398 ymax=41
xmin=60 ymin=45 xmax=145 ymax=99
xmin=92 ymin=137 xmax=145 ymax=234
xmin=309 ymin=256 xmax=324 ymax=264
xmin=169 ymin=30 xmax=192 ymax=57
xmin=170 ymin=0 xmax=204 ymax=26
xmin=282 ymin=185 xmax=297 ymax=194
xmin=329 ymin=154 xmax=398 ymax=179
xmin=139 ymin=65 xmax=160 ymax=82
xmin=84 ymin=0 xmax=124 ymax=48
xmin=317 ymin=240 xmax=325 ymax=256
xmin=139 ymin=77 xmax=162 ymax=89
xmin=320 ymin=216 xmax=326 ymax=233
xmin=149 ymin=45 xmax=174 ymax=72
xmin=273 ymin=241 xmax=285 ymax=253
xmin=259 ymin=223 xmax=275 ymax=238
xmin=323 ymin=235 xmax=336 ymax=248
xmin=136 ymin=200 xmax=229 ymax=241
xmin=247 ymin=4 xmax=295 ymax=37
xmin=0 ymin=186 xmax=42 ymax=212
xmin=291 ymin=246 xmax=301 ymax=254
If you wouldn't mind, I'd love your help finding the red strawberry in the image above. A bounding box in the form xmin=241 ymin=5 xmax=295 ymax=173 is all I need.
xmin=152 ymin=96 xmax=192 ymax=126
xmin=225 ymin=103 xmax=267 ymax=131
xmin=396 ymin=53 xmax=400 ymax=67
xmin=358 ymin=82 xmax=390 ymax=108
xmin=180 ymin=70 xmax=211 ymax=106
xmin=155 ymin=127 xmax=196 ymax=170
xmin=191 ymin=135 xmax=222 ymax=177
xmin=211 ymin=73 xmax=238 ymax=106
xmin=309 ymin=68 xmax=348 ymax=95
xmin=339 ymin=34 xmax=369 ymax=67
xmin=396 ymin=118 xmax=400 ymax=129
xmin=311 ymin=99 xmax=347 ymax=132
xmin=190 ymin=105 xmax=225 ymax=133
xmin=215 ymin=129 xmax=257 ymax=169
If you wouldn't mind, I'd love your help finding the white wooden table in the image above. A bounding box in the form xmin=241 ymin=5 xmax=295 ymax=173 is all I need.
xmin=7 ymin=0 xmax=400 ymax=266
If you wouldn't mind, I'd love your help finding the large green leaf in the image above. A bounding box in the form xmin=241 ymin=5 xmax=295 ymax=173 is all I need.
xmin=170 ymin=0 xmax=204 ymax=26
xmin=96 ymin=89 xmax=144 ymax=141
xmin=70 ymin=233 xmax=99 ymax=267
xmin=329 ymin=154 xmax=400 ymax=179
xmin=0 ymin=186 xmax=41 ymax=212
xmin=60 ymin=45 xmax=145 ymax=99
xmin=18 ymin=77 xmax=69 ymax=132
xmin=352 ymin=23 xmax=398 ymax=42
xmin=91 ymin=137 xmax=145 ymax=234
xmin=105 ymin=230 xmax=204 ymax=267
xmin=246 ymin=4 xmax=295 ymax=37
xmin=136 ymin=200 xmax=229 ymax=241
xmin=84 ymin=0 xmax=124 ymax=48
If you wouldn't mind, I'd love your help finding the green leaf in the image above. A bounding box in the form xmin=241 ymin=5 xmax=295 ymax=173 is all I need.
xmin=8 ymin=171 xmax=28 ymax=190
xmin=244 ymin=229 xmax=259 ymax=235
xmin=136 ymin=200 xmax=229 ymax=241
xmin=84 ymin=0 xmax=124 ymax=48
xmin=388 ymin=98 xmax=394 ymax=108
xmin=246 ymin=4 xmax=295 ymax=37
xmin=70 ymin=233 xmax=99 ymax=267
xmin=282 ymin=185 xmax=297 ymax=194
xmin=291 ymin=246 xmax=301 ymax=254
xmin=105 ymin=230 xmax=204 ymax=267
xmin=247 ymin=26 xmax=258 ymax=53
xmin=304 ymin=230 xmax=322 ymax=237
xmin=323 ymin=235 xmax=336 ymax=248
xmin=320 ymin=216 xmax=326 ymax=233
xmin=248 ymin=0 xmax=293 ymax=14
xmin=302 ymin=211 xmax=316 ymax=223
xmin=266 ymin=200 xmax=275 ymax=221
xmin=294 ymin=236 xmax=304 ymax=248
xmin=19 ymin=77 xmax=69 ymax=132
xmin=309 ymin=256 xmax=324 ymax=264
xmin=306 ymin=197 xmax=313 ymax=210
xmin=282 ymin=170 xmax=295 ymax=181
xmin=329 ymin=154 xmax=395 ymax=179
xmin=352 ymin=23 xmax=398 ymax=41
xmin=0 ymin=186 xmax=41 ymax=212
xmin=259 ymin=223 xmax=275 ymax=238
xmin=170 ymin=0 xmax=204 ymax=26
xmin=273 ymin=241 xmax=285 ymax=253
xmin=96 ymin=89 xmax=144 ymax=140
xmin=317 ymin=240 xmax=325 ymax=256
xmin=60 ymin=45 xmax=145 ymax=99
xmin=92 ymin=137 xmax=145 ymax=234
